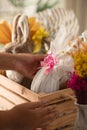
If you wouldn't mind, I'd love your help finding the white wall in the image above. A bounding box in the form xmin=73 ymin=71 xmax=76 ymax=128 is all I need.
xmin=64 ymin=0 xmax=87 ymax=34
xmin=0 ymin=0 xmax=64 ymax=21
xmin=1 ymin=0 xmax=87 ymax=34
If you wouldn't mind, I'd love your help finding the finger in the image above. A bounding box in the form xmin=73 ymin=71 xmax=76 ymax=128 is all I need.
xmin=41 ymin=109 xmax=58 ymax=123
xmin=34 ymin=61 xmax=40 ymax=67
xmin=36 ymin=128 xmax=42 ymax=130
xmin=24 ymin=69 xmax=37 ymax=79
xmin=34 ymin=54 xmax=47 ymax=62
xmin=40 ymin=112 xmax=58 ymax=128
xmin=31 ymin=69 xmax=38 ymax=77
xmin=28 ymin=101 xmax=46 ymax=109
xmin=43 ymin=111 xmax=58 ymax=122
xmin=40 ymin=105 xmax=57 ymax=115
xmin=37 ymin=128 xmax=47 ymax=130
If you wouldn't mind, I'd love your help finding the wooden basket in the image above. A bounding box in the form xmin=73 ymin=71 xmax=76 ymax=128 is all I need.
xmin=0 ymin=74 xmax=77 ymax=130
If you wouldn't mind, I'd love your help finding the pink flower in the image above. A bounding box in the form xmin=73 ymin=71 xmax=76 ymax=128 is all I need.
xmin=68 ymin=72 xmax=87 ymax=90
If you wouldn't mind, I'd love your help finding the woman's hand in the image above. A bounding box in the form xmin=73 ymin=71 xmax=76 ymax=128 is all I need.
xmin=7 ymin=102 xmax=57 ymax=130
xmin=0 ymin=53 xmax=46 ymax=79
xmin=14 ymin=53 xmax=46 ymax=79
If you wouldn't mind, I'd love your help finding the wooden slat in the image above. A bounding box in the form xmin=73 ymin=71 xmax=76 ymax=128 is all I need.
xmin=55 ymin=100 xmax=77 ymax=114
xmin=0 ymin=95 xmax=14 ymax=110
xmin=0 ymin=84 xmax=28 ymax=105
xmin=39 ymin=88 xmax=76 ymax=105
xmin=47 ymin=112 xmax=76 ymax=129
xmin=0 ymin=75 xmax=39 ymax=101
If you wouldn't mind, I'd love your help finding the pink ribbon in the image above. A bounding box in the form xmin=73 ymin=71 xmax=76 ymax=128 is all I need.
xmin=41 ymin=53 xmax=58 ymax=74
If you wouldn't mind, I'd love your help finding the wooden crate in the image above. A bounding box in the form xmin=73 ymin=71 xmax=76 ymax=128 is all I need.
xmin=0 ymin=74 xmax=77 ymax=130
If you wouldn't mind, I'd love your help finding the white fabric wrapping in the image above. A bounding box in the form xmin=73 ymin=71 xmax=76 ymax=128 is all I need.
xmin=31 ymin=26 xmax=74 ymax=93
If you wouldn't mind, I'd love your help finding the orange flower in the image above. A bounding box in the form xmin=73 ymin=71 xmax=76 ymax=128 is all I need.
xmin=0 ymin=20 xmax=12 ymax=44
xmin=28 ymin=17 xmax=42 ymax=38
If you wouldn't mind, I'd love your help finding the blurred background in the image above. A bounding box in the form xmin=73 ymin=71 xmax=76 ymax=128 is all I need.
xmin=0 ymin=0 xmax=87 ymax=34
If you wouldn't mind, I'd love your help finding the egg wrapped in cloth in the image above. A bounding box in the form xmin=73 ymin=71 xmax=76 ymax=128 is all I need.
xmin=31 ymin=26 xmax=75 ymax=93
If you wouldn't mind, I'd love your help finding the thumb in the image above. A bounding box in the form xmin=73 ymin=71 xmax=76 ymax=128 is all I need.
xmin=34 ymin=54 xmax=47 ymax=62
xmin=28 ymin=101 xmax=46 ymax=109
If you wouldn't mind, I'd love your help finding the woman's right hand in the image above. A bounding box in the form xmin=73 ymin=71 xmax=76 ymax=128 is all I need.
xmin=8 ymin=101 xmax=57 ymax=130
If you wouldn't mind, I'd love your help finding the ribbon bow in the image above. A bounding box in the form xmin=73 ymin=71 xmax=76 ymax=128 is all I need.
xmin=41 ymin=53 xmax=58 ymax=74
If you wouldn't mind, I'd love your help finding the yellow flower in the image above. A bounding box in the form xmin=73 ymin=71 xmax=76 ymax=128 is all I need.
xmin=74 ymin=52 xmax=87 ymax=77
xmin=28 ymin=17 xmax=49 ymax=53
xmin=32 ymin=27 xmax=49 ymax=53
